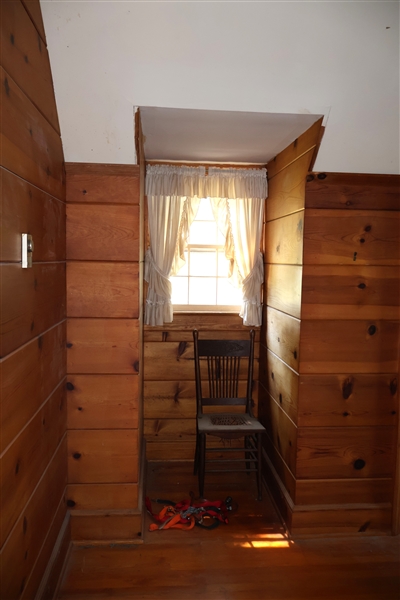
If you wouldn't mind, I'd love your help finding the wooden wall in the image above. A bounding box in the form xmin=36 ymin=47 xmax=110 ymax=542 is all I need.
xmin=0 ymin=1 xmax=68 ymax=597
xmin=260 ymin=120 xmax=400 ymax=535
xmin=65 ymin=163 xmax=143 ymax=542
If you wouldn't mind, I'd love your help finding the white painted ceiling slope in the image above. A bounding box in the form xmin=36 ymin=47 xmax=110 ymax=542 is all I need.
xmin=41 ymin=1 xmax=399 ymax=173
xmin=140 ymin=107 xmax=322 ymax=164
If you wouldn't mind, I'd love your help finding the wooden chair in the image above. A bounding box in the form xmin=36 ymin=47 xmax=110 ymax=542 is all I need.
xmin=193 ymin=329 xmax=266 ymax=500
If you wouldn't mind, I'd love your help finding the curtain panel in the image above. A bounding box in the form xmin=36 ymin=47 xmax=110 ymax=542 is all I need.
xmin=144 ymin=164 xmax=267 ymax=327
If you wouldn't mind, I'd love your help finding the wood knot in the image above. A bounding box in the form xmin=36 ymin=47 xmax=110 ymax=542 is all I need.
xmin=342 ymin=377 xmax=353 ymax=400
xmin=73 ymin=452 xmax=81 ymax=460
xmin=66 ymin=382 xmax=75 ymax=391
xmin=177 ymin=341 xmax=187 ymax=358
xmin=162 ymin=331 xmax=168 ymax=342
xmin=389 ymin=378 xmax=397 ymax=396
xmin=306 ymin=174 xmax=314 ymax=182
xmin=364 ymin=225 xmax=371 ymax=232
xmin=133 ymin=360 xmax=140 ymax=373
xmin=358 ymin=283 xmax=366 ymax=289
xmin=354 ymin=458 xmax=365 ymax=470
xmin=368 ymin=325 xmax=377 ymax=336
xmin=317 ymin=173 xmax=327 ymax=180
xmin=66 ymin=342 xmax=73 ymax=348
xmin=67 ymin=499 xmax=76 ymax=507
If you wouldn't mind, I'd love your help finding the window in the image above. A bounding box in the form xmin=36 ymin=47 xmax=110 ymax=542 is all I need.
xmin=170 ymin=198 xmax=242 ymax=311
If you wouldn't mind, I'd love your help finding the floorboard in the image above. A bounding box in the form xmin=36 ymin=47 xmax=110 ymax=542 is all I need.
xmin=57 ymin=461 xmax=400 ymax=599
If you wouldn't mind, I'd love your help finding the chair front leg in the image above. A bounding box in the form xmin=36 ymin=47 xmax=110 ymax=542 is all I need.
xmin=198 ymin=433 xmax=206 ymax=499
xmin=193 ymin=428 xmax=200 ymax=475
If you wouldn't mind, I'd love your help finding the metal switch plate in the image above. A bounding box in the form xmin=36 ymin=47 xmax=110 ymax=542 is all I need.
xmin=22 ymin=233 xmax=34 ymax=268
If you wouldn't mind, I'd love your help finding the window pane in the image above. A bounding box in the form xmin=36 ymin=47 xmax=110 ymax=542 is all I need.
xmin=216 ymin=228 xmax=225 ymax=244
xmin=195 ymin=198 xmax=214 ymax=220
xmin=189 ymin=277 xmax=216 ymax=305
xmin=217 ymin=250 xmax=230 ymax=276
xmin=189 ymin=221 xmax=217 ymax=244
xmin=190 ymin=249 xmax=217 ymax=276
xmin=217 ymin=278 xmax=242 ymax=306
xmin=171 ymin=276 xmax=188 ymax=304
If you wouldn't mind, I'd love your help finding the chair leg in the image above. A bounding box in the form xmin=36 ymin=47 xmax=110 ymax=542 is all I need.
xmin=257 ymin=433 xmax=262 ymax=501
xmin=245 ymin=436 xmax=251 ymax=474
xmin=193 ymin=430 xmax=199 ymax=475
xmin=198 ymin=433 xmax=206 ymax=499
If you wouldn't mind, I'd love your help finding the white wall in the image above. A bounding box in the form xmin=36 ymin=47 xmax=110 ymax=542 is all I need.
xmin=42 ymin=1 xmax=399 ymax=173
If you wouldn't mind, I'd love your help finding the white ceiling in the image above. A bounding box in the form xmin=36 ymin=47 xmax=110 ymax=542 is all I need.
xmin=140 ymin=107 xmax=322 ymax=164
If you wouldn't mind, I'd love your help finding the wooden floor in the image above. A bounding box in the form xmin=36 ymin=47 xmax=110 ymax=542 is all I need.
xmin=58 ymin=462 xmax=400 ymax=599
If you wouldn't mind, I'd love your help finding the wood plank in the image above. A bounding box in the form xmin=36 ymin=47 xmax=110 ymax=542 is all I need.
xmin=70 ymin=511 xmax=142 ymax=541
xmin=67 ymin=374 xmax=138 ymax=430
xmin=0 ymin=321 xmax=66 ymax=453
xmin=291 ymin=506 xmax=392 ymax=536
xmin=67 ymin=261 xmax=139 ymax=318
xmin=299 ymin=320 xmax=400 ymax=374
xmin=67 ymin=318 xmax=139 ymax=375
xmin=298 ymin=373 xmax=398 ymax=427
xmin=144 ymin=381 xmax=197 ymax=419
xmin=305 ymin=172 xmax=400 ymax=211
xmin=144 ymin=329 xmax=260 ymax=342
xmin=146 ymin=440 xmax=195 ymax=461
xmin=66 ymin=204 xmax=139 ymax=261
xmin=303 ymin=209 xmax=400 ymax=266
xmin=1 ymin=0 xmax=60 ymax=132
xmin=301 ymin=265 xmax=400 ymax=320
xmin=264 ymin=306 xmax=300 ymax=372
xmin=0 ymin=383 xmax=67 ymax=546
xmin=20 ymin=0 xmax=46 ymax=43
xmin=259 ymin=346 xmax=299 ymax=424
xmin=144 ymin=340 xmax=259 ymax=381
xmin=266 ymin=149 xmax=313 ymax=222
xmin=144 ymin=418 xmax=196 ymax=441
xmin=66 ymin=483 xmax=139 ymax=511
xmin=144 ymin=312 xmax=259 ymax=332
xmin=262 ymin=433 xmax=297 ymax=502
xmin=20 ymin=489 xmax=68 ymax=600
xmin=1 ymin=262 xmax=66 ymax=357
xmin=265 ymin=211 xmax=304 ymax=265
xmin=258 ymin=392 xmax=297 ymax=475
xmin=266 ymin=264 xmax=302 ymax=319
xmin=296 ymin=426 xmax=396 ymax=479
xmin=67 ymin=430 xmax=138 ymax=484
xmin=295 ymin=477 xmax=393 ymax=506
xmin=267 ymin=118 xmax=323 ymax=179
xmin=65 ymin=163 xmax=140 ymax=204
xmin=0 ymin=167 xmax=66 ymax=263
xmin=0 ymin=437 xmax=67 ymax=600
xmin=0 ymin=67 xmax=64 ymax=200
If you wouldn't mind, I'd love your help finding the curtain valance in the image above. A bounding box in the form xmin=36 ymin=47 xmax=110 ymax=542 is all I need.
xmin=146 ymin=164 xmax=268 ymax=200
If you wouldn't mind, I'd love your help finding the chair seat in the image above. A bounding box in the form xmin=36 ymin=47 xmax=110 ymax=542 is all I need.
xmin=198 ymin=412 xmax=266 ymax=435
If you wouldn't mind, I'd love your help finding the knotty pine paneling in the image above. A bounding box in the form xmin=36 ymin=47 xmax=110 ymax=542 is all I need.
xmin=265 ymin=211 xmax=304 ymax=265
xmin=301 ymin=265 xmax=400 ymax=320
xmin=295 ymin=477 xmax=393 ymax=506
xmin=67 ymin=430 xmax=139 ymax=484
xmin=67 ymin=261 xmax=139 ymax=318
xmin=66 ymin=483 xmax=138 ymax=511
xmin=263 ymin=306 xmax=300 ymax=373
xmin=298 ymin=373 xmax=398 ymax=428
xmin=67 ymin=318 xmax=139 ymax=375
xmin=303 ymin=209 xmax=400 ymax=266
xmin=1 ymin=383 xmax=67 ymax=546
xmin=0 ymin=437 xmax=67 ymax=600
xmin=1 ymin=321 xmax=66 ymax=453
xmin=299 ymin=319 xmax=399 ymax=374
xmin=0 ymin=67 xmax=65 ymax=200
xmin=1 ymin=262 xmax=66 ymax=357
xmin=70 ymin=512 xmax=142 ymax=542
xmin=67 ymin=374 xmax=138 ymax=430
xmin=0 ymin=1 xmax=60 ymax=132
xmin=265 ymin=264 xmax=302 ymax=319
xmin=0 ymin=167 xmax=66 ymax=262
xmin=267 ymin=118 xmax=323 ymax=179
xmin=266 ymin=149 xmax=314 ymax=222
xmin=20 ymin=0 xmax=46 ymax=42
xmin=259 ymin=345 xmax=299 ymax=425
xmin=305 ymin=172 xmax=400 ymax=212
xmin=258 ymin=389 xmax=297 ymax=475
xmin=65 ymin=163 xmax=140 ymax=204
xmin=66 ymin=203 xmax=139 ymax=262
xmin=290 ymin=506 xmax=392 ymax=536
xmin=144 ymin=418 xmax=196 ymax=441
xmin=296 ymin=426 xmax=396 ymax=480
xmin=262 ymin=433 xmax=297 ymax=501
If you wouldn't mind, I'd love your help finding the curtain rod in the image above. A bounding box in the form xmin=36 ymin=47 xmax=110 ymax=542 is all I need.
xmin=146 ymin=160 xmax=267 ymax=174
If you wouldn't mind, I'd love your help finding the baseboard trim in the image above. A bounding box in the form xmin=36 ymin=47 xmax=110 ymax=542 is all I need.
xmin=35 ymin=511 xmax=71 ymax=600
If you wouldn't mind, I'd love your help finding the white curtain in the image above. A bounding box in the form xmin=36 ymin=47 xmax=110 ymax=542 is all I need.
xmin=208 ymin=168 xmax=267 ymax=327
xmin=144 ymin=164 xmax=267 ymax=327
xmin=144 ymin=165 xmax=204 ymax=326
